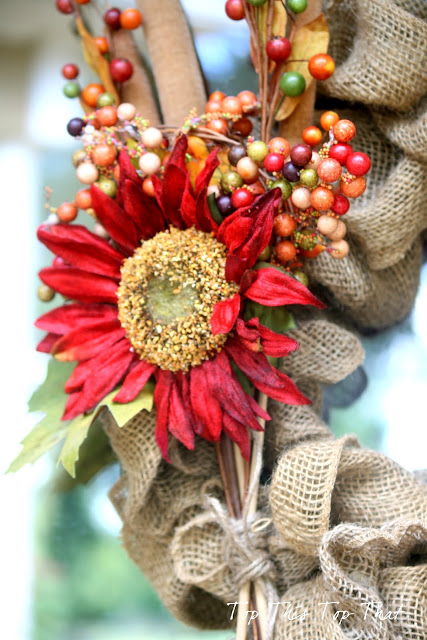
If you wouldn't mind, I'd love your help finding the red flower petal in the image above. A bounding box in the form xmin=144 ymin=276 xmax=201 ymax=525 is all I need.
xmin=37 ymin=224 xmax=123 ymax=280
xmin=180 ymin=173 xmax=197 ymax=228
xmin=39 ymin=267 xmax=118 ymax=304
xmin=118 ymin=150 xmax=141 ymax=186
xmin=222 ymin=413 xmax=251 ymax=461
xmin=90 ymin=184 xmax=139 ymax=254
xmin=52 ymin=320 xmax=125 ymax=362
xmin=244 ymin=268 xmax=326 ymax=308
xmin=122 ymin=179 xmax=165 ymax=239
xmin=222 ymin=216 xmax=253 ymax=253
xmin=62 ymin=339 xmax=133 ymax=420
xmin=168 ymin=380 xmax=195 ymax=450
xmin=167 ymin=134 xmax=188 ymax=173
xmin=36 ymin=332 xmax=61 ymax=353
xmin=64 ymin=342 xmax=132 ymax=393
xmin=160 ymin=164 xmax=186 ymax=228
xmin=234 ymin=189 xmax=281 ymax=266
xmin=190 ymin=364 xmax=223 ymax=441
xmin=245 ymin=393 xmax=271 ymax=422
xmin=211 ymin=293 xmax=241 ymax=336
xmin=154 ymin=370 xmax=173 ymax=460
xmin=226 ymin=339 xmax=281 ymax=387
xmin=250 ymin=370 xmax=310 ymax=406
xmin=225 ymin=255 xmax=248 ymax=284
xmin=195 ymin=187 xmax=218 ymax=233
xmin=203 ymin=353 xmax=262 ymax=432
xmin=195 ymin=148 xmax=219 ymax=194
xmin=242 ymin=317 xmax=300 ymax=358
xmin=35 ymin=303 xmax=118 ymax=334
xmin=113 ymin=360 xmax=156 ymax=403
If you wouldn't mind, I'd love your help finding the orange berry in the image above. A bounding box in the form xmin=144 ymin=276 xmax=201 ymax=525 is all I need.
xmin=273 ymin=213 xmax=297 ymax=237
xmin=300 ymin=244 xmax=325 ymax=259
xmin=57 ymin=202 xmax=78 ymax=222
xmin=333 ymin=119 xmax=356 ymax=143
xmin=81 ymin=83 xmax=104 ymax=108
xmin=142 ymin=177 xmax=155 ymax=197
xmin=308 ymin=53 xmax=335 ymax=80
xmin=75 ymin=189 xmax=92 ymax=210
xmin=206 ymin=118 xmax=229 ymax=135
xmin=232 ymin=117 xmax=253 ymax=136
xmin=209 ymin=90 xmax=226 ymax=102
xmin=320 ymin=110 xmax=339 ymax=131
xmin=311 ymin=186 xmax=335 ymax=211
xmin=113 ymin=164 xmax=120 ymax=181
xmin=120 ymin=8 xmax=143 ymax=29
xmin=94 ymin=36 xmax=109 ymax=54
xmin=96 ymin=106 xmax=118 ymax=127
xmin=206 ymin=100 xmax=222 ymax=114
xmin=302 ymin=125 xmax=322 ymax=147
xmin=276 ymin=240 xmax=297 ymax=264
xmin=237 ymin=90 xmax=258 ymax=113
xmin=221 ymin=96 xmax=243 ymax=116
xmin=268 ymin=137 xmax=290 ymax=157
xmin=317 ymin=157 xmax=342 ymax=184
xmin=340 ymin=176 xmax=366 ymax=198
xmin=92 ymin=144 xmax=117 ymax=166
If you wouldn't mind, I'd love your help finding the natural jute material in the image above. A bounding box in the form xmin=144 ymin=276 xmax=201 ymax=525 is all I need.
xmin=105 ymin=0 xmax=427 ymax=637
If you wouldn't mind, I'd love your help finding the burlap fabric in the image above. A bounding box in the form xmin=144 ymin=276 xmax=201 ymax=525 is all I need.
xmin=104 ymin=0 xmax=427 ymax=636
xmin=107 ymin=316 xmax=427 ymax=638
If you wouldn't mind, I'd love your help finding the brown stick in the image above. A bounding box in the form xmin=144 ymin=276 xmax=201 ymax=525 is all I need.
xmin=278 ymin=0 xmax=322 ymax=143
xmin=112 ymin=30 xmax=161 ymax=124
xmin=136 ymin=0 xmax=207 ymax=124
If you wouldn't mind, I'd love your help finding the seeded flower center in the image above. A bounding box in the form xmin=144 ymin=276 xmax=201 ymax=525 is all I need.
xmin=117 ymin=226 xmax=239 ymax=372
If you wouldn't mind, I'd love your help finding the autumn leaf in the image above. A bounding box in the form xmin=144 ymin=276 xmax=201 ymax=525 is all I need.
xmin=275 ymin=13 xmax=329 ymax=122
xmin=75 ymin=15 xmax=119 ymax=105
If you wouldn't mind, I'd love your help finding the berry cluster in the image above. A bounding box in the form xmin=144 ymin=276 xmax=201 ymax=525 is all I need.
xmin=57 ymin=2 xmax=143 ymax=99
xmin=204 ymin=109 xmax=370 ymax=275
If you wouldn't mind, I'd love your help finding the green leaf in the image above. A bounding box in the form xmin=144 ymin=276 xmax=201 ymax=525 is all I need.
xmin=207 ymin=192 xmax=224 ymax=225
xmin=9 ymin=357 xmax=155 ymax=477
xmin=8 ymin=359 xmax=74 ymax=473
xmin=99 ymin=382 xmax=154 ymax=427
xmin=244 ymin=300 xmax=297 ymax=334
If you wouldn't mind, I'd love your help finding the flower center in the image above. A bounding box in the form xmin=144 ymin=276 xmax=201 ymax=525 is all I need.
xmin=117 ymin=226 xmax=238 ymax=372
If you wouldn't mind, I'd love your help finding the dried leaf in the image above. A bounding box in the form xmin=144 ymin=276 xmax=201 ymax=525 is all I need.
xmin=275 ymin=13 xmax=329 ymax=122
xmin=272 ymin=0 xmax=287 ymax=38
xmin=75 ymin=15 xmax=119 ymax=105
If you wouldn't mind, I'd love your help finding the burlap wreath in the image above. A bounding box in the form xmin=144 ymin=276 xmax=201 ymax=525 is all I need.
xmin=105 ymin=1 xmax=427 ymax=637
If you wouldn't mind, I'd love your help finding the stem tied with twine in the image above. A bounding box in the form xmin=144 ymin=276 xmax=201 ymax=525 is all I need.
xmin=215 ymin=393 xmax=271 ymax=640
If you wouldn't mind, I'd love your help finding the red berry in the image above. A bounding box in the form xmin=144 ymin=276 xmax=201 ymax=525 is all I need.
xmin=231 ymin=188 xmax=254 ymax=208
xmin=346 ymin=151 xmax=371 ymax=176
xmin=331 ymin=193 xmax=350 ymax=215
xmin=56 ymin=0 xmax=73 ymax=14
xmin=104 ymin=7 xmax=121 ymax=30
xmin=266 ymin=37 xmax=292 ymax=63
xmin=225 ymin=0 xmax=245 ymax=20
xmin=264 ymin=152 xmax=285 ymax=173
xmin=109 ymin=58 xmax=133 ymax=83
xmin=53 ymin=256 xmax=67 ymax=268
xmin=329 ymin=142 xmax=353 ymax=165
xmin=290 ymin=143 xmax=312 ymax=167
xmin=62 ymin=63 xmax=79 ymax=80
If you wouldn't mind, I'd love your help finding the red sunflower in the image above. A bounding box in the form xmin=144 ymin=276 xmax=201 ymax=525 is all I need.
xmin=36 ymin=135 xmax=324 ymax=460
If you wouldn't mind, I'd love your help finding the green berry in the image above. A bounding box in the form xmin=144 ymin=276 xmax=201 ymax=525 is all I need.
xmin=292 ymin=269 xmax=309 ymax=286
xmin=257 ymin=245 xmax=271 ymax=261
xmin=300 ymin=168 xmax=318 ymax=188
xmin=221 ymin=170 xmax=244 ymax=193
xmin=247 ymin=140 xmax=269 ymax=163
xmin=288 ymin=0 xmax=307 ymax=13
xmin=247 ymin=0 xmax=267 ymax=5
xmin=63 ymin=81 xmax=80 ymax=98
xmin=97 ymin=178 xmax=117 ymax=198
xmin=97 ymin=92 xmax=116 ymax=107
xmin=297 ymin=229 xmax=316 ymax=250
xmin=279 ymin=71 xmax=306 ymax=97
xmin=271 ymin=179 xmax=292 ymax=200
